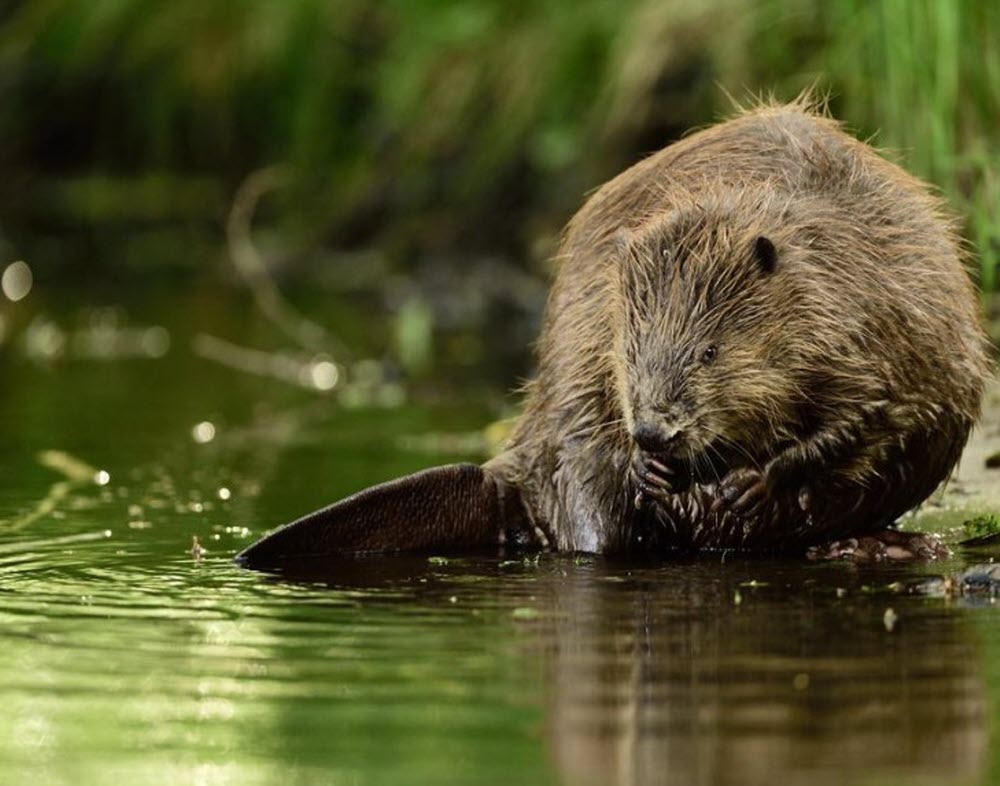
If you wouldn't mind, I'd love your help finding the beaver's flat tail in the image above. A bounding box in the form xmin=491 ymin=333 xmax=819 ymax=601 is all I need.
xmin=235 ymin=463 xmax=522 ymax=570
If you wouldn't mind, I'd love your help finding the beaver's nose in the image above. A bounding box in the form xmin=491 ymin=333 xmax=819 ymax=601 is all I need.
xmin=632 ymin=421 xmax=683 ymax=453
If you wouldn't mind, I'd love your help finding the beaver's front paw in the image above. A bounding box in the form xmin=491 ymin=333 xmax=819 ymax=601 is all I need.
xmin=631 ymin=450 xmax=676 ymax=509
xmin=711 ymin=466 xmax=813 ymax=519
xmin=711 ymin=467 xmax=769 ymax=517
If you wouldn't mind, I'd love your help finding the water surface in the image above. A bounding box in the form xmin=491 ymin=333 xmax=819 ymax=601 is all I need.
xmin=1 ymin=289 xmax=998 ymax=786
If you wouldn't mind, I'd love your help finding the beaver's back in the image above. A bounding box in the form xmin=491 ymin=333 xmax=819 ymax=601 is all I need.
xmin=540 ymin=100 xmax=985 ymax=417
xmin=504 ymin=100 xmax=989 ymax=552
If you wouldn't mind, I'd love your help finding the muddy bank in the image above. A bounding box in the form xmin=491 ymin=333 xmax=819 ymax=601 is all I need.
xmin=916 ymin=375 xmax=1000 ymax=535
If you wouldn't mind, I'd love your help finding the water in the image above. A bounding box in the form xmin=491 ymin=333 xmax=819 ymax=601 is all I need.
xmin=1 ymin=288 xmax=998 ymax=786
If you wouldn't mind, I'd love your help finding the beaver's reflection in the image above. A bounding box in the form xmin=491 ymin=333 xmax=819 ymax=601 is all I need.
xmin=536 ymin=563 xmax=987 ymax=786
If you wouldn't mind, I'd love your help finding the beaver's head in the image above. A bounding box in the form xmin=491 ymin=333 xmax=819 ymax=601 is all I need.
xmin=612 ymin=195 xmax=811 ymax=477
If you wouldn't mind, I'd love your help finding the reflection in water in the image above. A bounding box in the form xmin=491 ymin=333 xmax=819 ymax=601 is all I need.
xmin=0 ymin=319 xmax=996 ymax=786
xmin=1 ymin=451 xmax=105 ymax=533
xmin=264 ymin=555 xmax=991 ymax=786
xmin=533 ymin=563 xmax=988 ymax=786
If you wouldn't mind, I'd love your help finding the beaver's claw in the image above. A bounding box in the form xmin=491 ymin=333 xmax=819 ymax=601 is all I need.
xmin=711 ymin=466 xmax=812 ymax=519
xmin=631 ymin=451 xmax=675 ymax=508
xmin=712 ymin=467 xmax=768 ymax=517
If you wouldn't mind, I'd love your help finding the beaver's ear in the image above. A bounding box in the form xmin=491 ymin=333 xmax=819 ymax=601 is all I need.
xmin=235 ymin=464 xmax=518 ymax=570
xmin=754 ymin=236 xmax=778 ymax=274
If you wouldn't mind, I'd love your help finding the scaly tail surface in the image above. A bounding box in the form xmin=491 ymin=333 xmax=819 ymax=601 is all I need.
xmin=236 ymin=463 xmax=526 ymax=570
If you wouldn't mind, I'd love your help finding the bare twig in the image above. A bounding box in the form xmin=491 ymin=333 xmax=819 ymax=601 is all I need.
xmin=226 ymin=165 xmax=345 ymax=356
xmin=193 ymin=333 xmax=338 ymax=391
xmin=1 ymin=450 xmax=105 ymax=532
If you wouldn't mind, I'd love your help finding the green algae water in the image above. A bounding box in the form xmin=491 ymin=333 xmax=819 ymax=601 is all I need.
xmin=2 ymin=288 xmax=1000 ymax=786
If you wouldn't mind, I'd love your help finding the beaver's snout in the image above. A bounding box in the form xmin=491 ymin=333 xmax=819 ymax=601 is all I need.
xmin=632 ymin=420 xmax=684 ymax=455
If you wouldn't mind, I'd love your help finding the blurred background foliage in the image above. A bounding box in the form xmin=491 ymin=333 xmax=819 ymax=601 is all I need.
xmin=0 ymin=0 xmax=997 ymax=290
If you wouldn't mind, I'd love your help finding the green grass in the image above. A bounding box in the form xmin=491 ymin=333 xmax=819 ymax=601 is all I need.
xmin=816 ymin=0 xmax=1000 ymax=290
xmin=0 ymin=0 xmax=996 ymax=285
xmin=964 ymin=514 xmax=1000 ymax=541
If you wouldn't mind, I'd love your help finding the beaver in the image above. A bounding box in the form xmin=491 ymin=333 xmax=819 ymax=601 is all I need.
xmin=237 ymin=98 xmax=990 ymax=568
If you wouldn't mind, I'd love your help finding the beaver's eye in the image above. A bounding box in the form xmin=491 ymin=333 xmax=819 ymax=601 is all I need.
xmin=701 ymin=345 xmax=718 ymax=364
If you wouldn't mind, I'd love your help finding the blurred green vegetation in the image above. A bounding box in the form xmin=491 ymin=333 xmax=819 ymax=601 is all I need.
xmin=0 ymin=0 xmax=997 ymax=286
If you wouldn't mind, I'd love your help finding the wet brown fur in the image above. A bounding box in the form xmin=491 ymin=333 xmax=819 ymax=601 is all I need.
xmin=486 ymin=96 xmax=990 ymax=553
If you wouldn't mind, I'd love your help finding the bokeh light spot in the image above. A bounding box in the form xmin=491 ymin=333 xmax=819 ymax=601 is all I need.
xmin=309 ymin=360 xmax=339 ymax=391
xmin=2 ymin=261 xmax=33 ymax=302
xmin=192 ymin=421 xmax=216 ymax=444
